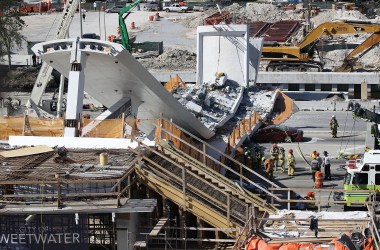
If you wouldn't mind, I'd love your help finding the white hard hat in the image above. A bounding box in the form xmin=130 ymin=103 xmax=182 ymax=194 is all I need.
xmin=332 ymin=115 xmax=335 ymax=118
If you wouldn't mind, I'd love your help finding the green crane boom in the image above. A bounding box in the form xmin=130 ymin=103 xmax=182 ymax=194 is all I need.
xmin=118 ymin=0 xmax=142 ymax=52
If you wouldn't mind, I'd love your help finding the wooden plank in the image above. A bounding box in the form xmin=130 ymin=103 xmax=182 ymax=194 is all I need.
xmin=133 ymin=241 xmax=147 ymax=247
xmin=0 ymin=145 xmax=53 ymax=158
xmin=149 ymin=218 xmax=169 ymax=237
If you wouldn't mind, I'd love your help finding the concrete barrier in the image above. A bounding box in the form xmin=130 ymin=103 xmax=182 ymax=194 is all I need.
xmin=294 ymin=100 xmax=378 ymax=111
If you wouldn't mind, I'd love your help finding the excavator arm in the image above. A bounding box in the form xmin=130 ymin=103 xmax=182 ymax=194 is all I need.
xmin=263 ymin=20 xmax=380 ymax=71
xmin=336 ymin=32 xmax=380 ymax=72
xmin=299 ymin=20 xmax=380 ymax=50
xmin=118 ymin=0 xmax=142 ymax=52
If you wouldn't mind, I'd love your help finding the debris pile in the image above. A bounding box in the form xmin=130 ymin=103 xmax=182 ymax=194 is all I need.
xmin=181 ymin=3 xmax=303 ymax=28
xmin=168 ymin=75 xmax=243 ymax=130
xmin=359 ymin=45 xmax=380 ymax=70
xmin=138 ymin=48 xmax=197 ymax=71
xmin=216 ymin=87 xmax=275 ymax=139
xmin=312 ymin=9 xmax=368 ymax=27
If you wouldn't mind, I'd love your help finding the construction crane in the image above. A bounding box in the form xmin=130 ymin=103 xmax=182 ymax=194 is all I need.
xmin=29 ymin=0 xmax=79 ymax=108
xmin=263 ymin=20 xmax=380 ymax=72
xmin=119 ymin=0 xmax=142 ymax=52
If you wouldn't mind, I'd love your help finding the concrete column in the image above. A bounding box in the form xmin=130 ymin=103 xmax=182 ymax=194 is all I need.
xmin=361 ymin=80 xmax=368 ymax=100
xmin=349 ymin=84 xmax=355 ymax=99
xmin=56 ymin=74 xmax=65 ymax=118
xmin=116 ymin=213 xmax=139 ymax=250
xmin=315 ymin=84 xmax=321 ymax=91
xmin=64 ymin=69 xmax=85 ymax=137
xmin=367 ymin=84 xmax=372 ymax=99
xmin=332 ymin=84 xmax=338 ymax=92
xmin=299 ymin=84 xmax=305 ymax=91
xmin=64 ymin=48 xmax=87 ymax=137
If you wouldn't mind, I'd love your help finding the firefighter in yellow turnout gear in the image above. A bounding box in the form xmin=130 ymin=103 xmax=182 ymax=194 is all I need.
xmin=270 ymin=144 xmax=280 ymax=171
xmin=329 ymin=115 xmax=339 ymax=138
xmin=279 ymin=147 xmax=286 ymax=173
xmin=287 ymin=149 xmax=296 ymax=176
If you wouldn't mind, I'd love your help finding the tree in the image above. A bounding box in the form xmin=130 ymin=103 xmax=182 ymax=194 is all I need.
xmin=0 ymin=0 xmax=26 ymax=71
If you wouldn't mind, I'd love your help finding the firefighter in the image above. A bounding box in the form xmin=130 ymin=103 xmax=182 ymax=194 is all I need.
xmin=329 ymin=115 xmax=339 ymax=138
xmin=244 ymin=147 xmax=252 ymax=169
xmin=270 ymin=144 xmax=279 ymax=171
xmin=264 ymin=157 xmax=274 ymax=180
xmin=305 ymin=192 xmax=316 ymax=210
xmin=252 ymin=146 xmax=262 ymax=169
xmin=287 ymin=149 xmax=296 ymax=176
xmin=279 ymin=147 xmax=286 ymax=173
xmin=310 ymin=157 xmax=320 ymax=182
xmin=311 ymin=150 xmax=317 ymax=160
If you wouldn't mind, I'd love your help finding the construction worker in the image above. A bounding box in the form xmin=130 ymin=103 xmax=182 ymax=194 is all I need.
xmin=287 ymin=149 xmax=296 ymax=176
xmin=264 ymin=157 xmax=274 ymax=180
xmin=279 ymin=147 xmax=286 ymax=173
xmin=329 ymin=115 xmax=339 ymax=138
xmin=323 ymin=151 xmax=331 ymax=180
xmin=270 ymin=144 xmax=279 ymax=171
xmin=310 ymin=157 xmax=320 ymax=183
xmin=316 ymin=152 xmax=323 ymax=169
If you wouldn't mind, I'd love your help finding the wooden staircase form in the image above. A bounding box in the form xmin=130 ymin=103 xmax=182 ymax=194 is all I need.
xmin=132 ymin=142 xmax=277 ymax=240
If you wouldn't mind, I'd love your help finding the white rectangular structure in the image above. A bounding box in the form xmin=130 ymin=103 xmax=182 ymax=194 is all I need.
xmin=196 ymin=25 xmax=250 ymax=87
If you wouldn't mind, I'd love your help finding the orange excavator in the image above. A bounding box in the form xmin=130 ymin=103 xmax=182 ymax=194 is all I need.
xmin=263 ymin=20 xmax=380 ymax=72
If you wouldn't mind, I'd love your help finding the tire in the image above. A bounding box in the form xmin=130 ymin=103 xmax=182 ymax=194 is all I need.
xmin=165 ymin=8 xmax=170 ymax=12
xmin=284 ymin=136 xmax=292 ymax=143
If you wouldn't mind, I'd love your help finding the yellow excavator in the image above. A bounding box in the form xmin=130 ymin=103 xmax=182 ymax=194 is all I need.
xmin=263 ymin=20 xmax=380 ymax=72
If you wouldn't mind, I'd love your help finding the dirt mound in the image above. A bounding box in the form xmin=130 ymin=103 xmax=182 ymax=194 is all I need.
xmin=138 ymin=48 xmax=197 ymax=71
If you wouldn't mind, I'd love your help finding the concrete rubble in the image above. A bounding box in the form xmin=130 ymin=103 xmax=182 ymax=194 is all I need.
xmin=171 ymin=76 xmax=243 ymax=131
xmin=138 ymin=48 xmax=197 ymax=71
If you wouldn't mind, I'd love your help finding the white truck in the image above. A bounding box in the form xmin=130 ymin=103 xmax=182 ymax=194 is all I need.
xmin=163 ymin=3 xmax=188 ymax=12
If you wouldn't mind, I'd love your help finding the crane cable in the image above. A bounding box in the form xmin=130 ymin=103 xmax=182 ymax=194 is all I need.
xmin=44 ymin=10 xmax=60 ymax=42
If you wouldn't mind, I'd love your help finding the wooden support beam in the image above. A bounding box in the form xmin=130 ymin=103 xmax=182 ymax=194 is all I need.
xmin=149 ymin=218 xmax=169 ymax=237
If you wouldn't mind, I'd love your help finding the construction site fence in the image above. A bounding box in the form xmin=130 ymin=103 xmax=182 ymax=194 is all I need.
xmin=0 ymin=116 xmax=141 ymax=140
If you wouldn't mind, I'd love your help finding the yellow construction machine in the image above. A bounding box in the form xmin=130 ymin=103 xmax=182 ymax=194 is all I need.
xmin=263 ymin=20 xmax=380 ymax=72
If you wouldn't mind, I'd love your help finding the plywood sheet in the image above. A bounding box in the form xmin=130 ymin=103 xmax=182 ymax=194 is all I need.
xmin=0 ymin=145 xmax=53 ymax=158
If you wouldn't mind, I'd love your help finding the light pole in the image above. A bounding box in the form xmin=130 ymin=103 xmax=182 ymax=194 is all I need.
xmin=79 ymin=0 xmax=83 ymax=37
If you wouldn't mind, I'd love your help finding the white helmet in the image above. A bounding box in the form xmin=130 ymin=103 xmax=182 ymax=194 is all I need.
xmin=332 ymin=115 xmax=335 ymax=118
